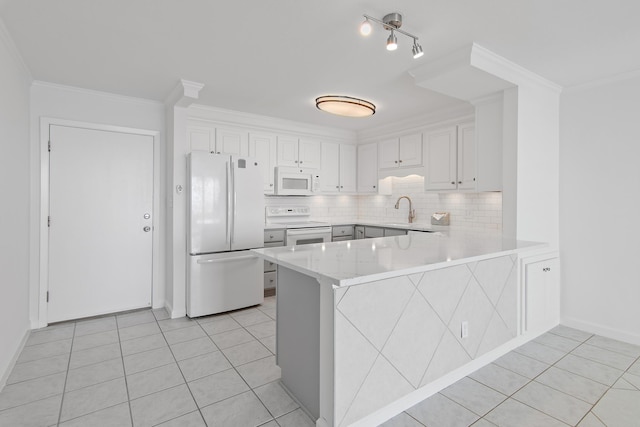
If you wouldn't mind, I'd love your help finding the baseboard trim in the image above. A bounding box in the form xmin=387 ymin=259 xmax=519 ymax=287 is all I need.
xmin=0 ymin=329 xmax=30 ymax=391
xmin=560 ymin=316 xmax=640 ymax=346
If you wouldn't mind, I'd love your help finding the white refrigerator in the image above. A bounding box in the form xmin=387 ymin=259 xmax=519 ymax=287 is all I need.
xmin=187 ymin=152 xmax=264 ymax=317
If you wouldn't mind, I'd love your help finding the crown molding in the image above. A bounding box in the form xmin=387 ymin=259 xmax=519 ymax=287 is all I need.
xmin=356 ymin=103 xmax=474 ymax=143
xmin=0 ymin=15 xmax=32 ymax=84
xmin=165 ymin=79 xmax=204 ymax=108
xmin=563 ymin=67 xmax=640 ymax=93
xmin=31 ymin=80 xmax=164 ymax=107
xmin=470 ymin=43 xmax=563 ymax=94
xmin=188 ymin=104 xmax=358 ymax=143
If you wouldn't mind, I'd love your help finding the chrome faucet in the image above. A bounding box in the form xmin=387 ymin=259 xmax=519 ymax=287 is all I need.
xmin=394 ymin=196 xmax=416 ymax=223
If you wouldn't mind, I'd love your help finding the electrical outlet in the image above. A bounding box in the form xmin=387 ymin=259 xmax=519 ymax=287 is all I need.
xmin=461 ymin=321 xmax=469 ymax=338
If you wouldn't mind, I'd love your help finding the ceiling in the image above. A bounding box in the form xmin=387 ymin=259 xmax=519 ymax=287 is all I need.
xmin=1 ymin=0 xmax=640 ymax=131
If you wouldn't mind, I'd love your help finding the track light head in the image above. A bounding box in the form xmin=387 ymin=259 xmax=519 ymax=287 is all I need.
xmin=386 ymin=31 xmax=398 ymax=51
xmin=412 ymin=41 xmax=424 ymax=59
xmin=360 ymin=18 xmax=372 ymax=36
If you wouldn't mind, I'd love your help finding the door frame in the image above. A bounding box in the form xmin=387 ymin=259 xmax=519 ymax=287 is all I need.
xmin=38 ymin=117 xmax=162 ymax=327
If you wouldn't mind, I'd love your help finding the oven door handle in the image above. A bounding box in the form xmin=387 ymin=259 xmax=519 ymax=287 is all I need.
xmin=286 ymin=227 xmax=333 ymax=236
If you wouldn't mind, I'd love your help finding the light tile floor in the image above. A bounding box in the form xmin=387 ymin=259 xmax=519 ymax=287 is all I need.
xmin=382 ymin=324 xmax=640 ymax=427
xmin=0 ymin=297 xmax=314 ymax=427
xmin=2 ymin=300 xmax=640 ymax=427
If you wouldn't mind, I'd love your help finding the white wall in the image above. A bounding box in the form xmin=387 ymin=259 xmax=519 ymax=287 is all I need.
xmin=29 ymin=82 xmax=166 ymax=325
xmin=0 ymin=19 xmax=32 ymax=386
xmin=560 ymin=72 xmax=640 ymax=344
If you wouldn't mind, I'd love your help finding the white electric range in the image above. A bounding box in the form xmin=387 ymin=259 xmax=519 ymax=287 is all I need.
xmin=265 ymin=206 xmax=332 ymax=245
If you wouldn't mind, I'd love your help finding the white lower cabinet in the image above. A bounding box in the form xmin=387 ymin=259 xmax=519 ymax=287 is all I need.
xmin=522 ymin=254 xmax=560 ymax=333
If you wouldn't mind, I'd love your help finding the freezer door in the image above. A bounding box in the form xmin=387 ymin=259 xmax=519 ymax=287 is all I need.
xmin=187 ymin=251 xmax=263 ymax=317
xmin=188 ymin=152 xmax=230 ymax=254
xmin=230 ymin=156 xmax=265 ymax=250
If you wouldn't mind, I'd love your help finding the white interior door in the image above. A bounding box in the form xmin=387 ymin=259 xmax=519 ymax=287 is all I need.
xmin=48 ymin=125 xmax=154 ymax=323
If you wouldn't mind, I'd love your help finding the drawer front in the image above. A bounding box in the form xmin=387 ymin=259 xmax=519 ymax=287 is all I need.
xmin=384 ymin=228 xmax=408 ymax=236
xmin=264 ymin=229 xmax=285 ymax=243
xmin=332 ymin=225 xmax=354 ymax=237
xmin=332 ymin=235 xmax=353 ymax=242
xmin=264 ymin=241 xmax=284 ymax=248
xmin=364 ymin=226 xmax=384 ymax=238
xmin=264 ymin=271 xmax=277 ymax=290
xmin=264 ymin=259 xmax=276 ymax=272
xmin=355 ymin=226 xmax=365 ymax=239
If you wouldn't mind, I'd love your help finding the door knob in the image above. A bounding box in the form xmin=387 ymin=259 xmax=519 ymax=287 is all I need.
xmin=143 ymin=226 xmax=151 ymax=232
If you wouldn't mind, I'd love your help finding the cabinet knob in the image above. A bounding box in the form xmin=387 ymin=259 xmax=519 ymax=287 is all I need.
xmin=269 ymin=234 xmax=274 ymax=238
xmin=340 ymin=186 xmax=343 ymax=188
xmin=270 ymin=183 xmax=274 ymax=187
xmin=399 ymin=159 xmax=403 ymax=163
xmin=395 ymin=160 xmax=398 ymax=163
xmin=373 ymin=185 xmax=376 ymax=188
xmin=458 ymin=181 xmax=462 ymax=184
xmin=336 ymin=186 xmax=339 ymax=189
xmin=299 ymin=161 xmax=303 ymax=164
xmin=451 ymin=181 xmax=455 ymax=185
xmin=295 ymin=160 xmax=299 ymax=163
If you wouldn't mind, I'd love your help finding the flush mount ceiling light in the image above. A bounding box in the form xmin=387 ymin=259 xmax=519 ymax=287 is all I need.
xmin=315 ymin=96 xmax=376 ymax=118
xmin=359 ymin=12 xmax=424 ymax=59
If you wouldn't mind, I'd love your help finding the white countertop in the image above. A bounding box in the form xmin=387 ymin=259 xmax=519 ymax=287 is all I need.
xmin=252 ymin=230 xmax=546 ymax=287
xmin=264 ymin=220 xmax=450 ymax=232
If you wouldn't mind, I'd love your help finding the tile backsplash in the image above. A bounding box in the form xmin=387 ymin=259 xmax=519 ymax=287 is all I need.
xmin=265 ymin=175 xmax=502 ymax=230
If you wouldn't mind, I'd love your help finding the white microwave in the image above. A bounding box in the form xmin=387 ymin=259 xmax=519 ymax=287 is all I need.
xmin=274 ymin=167 xmax=320 ymax=195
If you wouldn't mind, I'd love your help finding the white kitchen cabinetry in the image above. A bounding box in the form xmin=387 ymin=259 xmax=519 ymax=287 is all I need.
xmin=357 ymin=143 xmax=377 ymax=193
xmin=424 ymin=123 xmax=482 ymax=191
xmin=249 ymin=132 xmax=277 ymax=193
xmin=320 ymin=142 xmax=356 ymax=193
xmin=378 ymin=133 xmax=422 ymax=169
xmin=187 ymin=125 xmax=248 ymax=156
xmin=522 ymin=254 xmax=560 ymax=334
xmin=277 ymin=136 xmax=321 ymax=169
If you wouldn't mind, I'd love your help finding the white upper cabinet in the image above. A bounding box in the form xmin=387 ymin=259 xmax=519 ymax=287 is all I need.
xmin=357 ymin=142 xmax=378 ymax=193
xmin=276 ymin=137 xmax=321 ymax=169
xmin=424 ymin=126 xmax=458 ymax=191
xmin=320 ymin=142 xmax=340 ymax=192
xmin=339 ymin=144 xmax=357 ymax=192
xmin=398 ymin=133 xmax=422 ymax=167
xmin=298 ymin=138 xmax=321 ymax=169
xmin=457 ymin=123 xmax=476 ymax=190
xmin=187 ymin=124 xmax=248 ymax=156
xmin=378 ymin=133 xmax=422 ymax=169
xmin=320 ymin=142 xmax=356 ymax=193
xmin=188 ymin=126 xmax=214 ymax=152
xmin=249 ymin=132 xmax=277 ymax=193
xmin=215 ymin=127 xmax=249 ymax=156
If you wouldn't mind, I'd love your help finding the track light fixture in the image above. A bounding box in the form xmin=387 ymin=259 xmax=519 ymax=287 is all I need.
xmin=360 ymin=12 xmax=424 ymax=59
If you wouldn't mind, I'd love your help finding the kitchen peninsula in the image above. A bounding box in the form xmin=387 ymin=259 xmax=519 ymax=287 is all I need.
xmin=252 ymin=231 xmax=545 ymax=427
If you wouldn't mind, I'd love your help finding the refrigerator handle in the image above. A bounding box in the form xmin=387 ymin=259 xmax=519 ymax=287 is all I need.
xmin=226 ymin=161 xmax=232 ymax=245
xmin=230 ymin=161 xmax=235 ymax=245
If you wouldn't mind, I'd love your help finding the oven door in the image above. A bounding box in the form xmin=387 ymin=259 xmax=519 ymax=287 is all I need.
xmin=286 ymin=227 xmax=332 ymax=245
